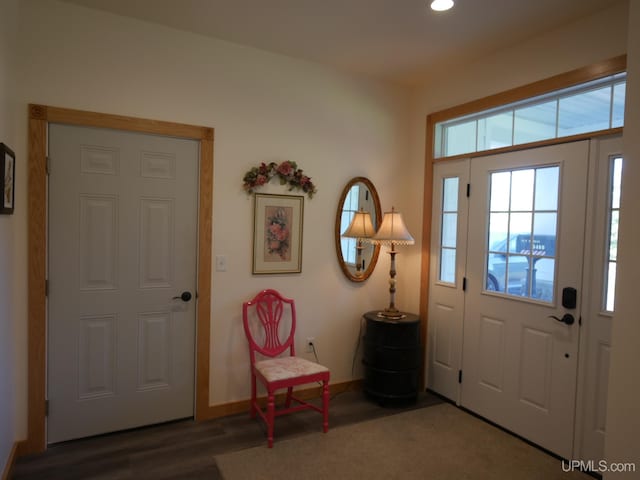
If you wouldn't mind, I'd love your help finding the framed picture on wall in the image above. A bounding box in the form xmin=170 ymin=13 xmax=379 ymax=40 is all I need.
xmin=252 ymin=193 xmax=304 ymax=274
xmin=0 ymin=143 xmax=15 ymax=215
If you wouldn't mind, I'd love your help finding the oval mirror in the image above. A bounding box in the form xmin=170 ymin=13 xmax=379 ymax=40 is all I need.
xmin=335 ymin=177 xmax=382 ymax=282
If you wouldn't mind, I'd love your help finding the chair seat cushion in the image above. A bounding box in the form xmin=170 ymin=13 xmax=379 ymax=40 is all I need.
xmin=255 ymin=356 xmax=329 ymax=382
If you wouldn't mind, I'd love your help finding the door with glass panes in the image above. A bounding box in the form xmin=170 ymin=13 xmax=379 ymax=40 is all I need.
xmin=428 ymin=141 xmax=589 ymax=459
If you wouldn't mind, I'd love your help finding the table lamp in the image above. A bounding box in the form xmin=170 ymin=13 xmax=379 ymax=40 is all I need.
xmin=369 ymin=207 xmax=414 ymax=318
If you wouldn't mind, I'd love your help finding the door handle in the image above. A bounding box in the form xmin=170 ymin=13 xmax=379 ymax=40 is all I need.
xmin=173 ymin=291 xmax=192 ymax=302
xmin=548 ymin=314 xmax=574 ymax=325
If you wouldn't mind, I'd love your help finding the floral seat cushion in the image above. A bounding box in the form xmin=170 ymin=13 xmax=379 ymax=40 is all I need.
xmin=255 ymin=356 xmax=329 ymax=382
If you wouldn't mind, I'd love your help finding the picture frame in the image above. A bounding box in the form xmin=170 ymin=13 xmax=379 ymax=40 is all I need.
xmin=253 ymin=193 xmax=304 ymax=274
xmin=0 ymin=143 xmax=15 ymax=215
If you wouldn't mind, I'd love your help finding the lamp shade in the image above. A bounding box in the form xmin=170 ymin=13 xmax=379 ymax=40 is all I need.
xmin=342 ymin=210 xmax=376 ymax=239
xmin=371 ymin=208 xmax=414 ymax=245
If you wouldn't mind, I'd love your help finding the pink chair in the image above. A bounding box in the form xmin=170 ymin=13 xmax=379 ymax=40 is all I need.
xmin=242 ymin=289 xmax=330 ymax=448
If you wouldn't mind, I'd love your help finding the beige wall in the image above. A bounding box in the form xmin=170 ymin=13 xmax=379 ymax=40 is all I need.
xmin=11 ymin=0 xmax=411 ymax=439
xmin=605 ymin=1 xmax=640 ymax=475
xmin=0 ymin=0 xmax=20 ymax=469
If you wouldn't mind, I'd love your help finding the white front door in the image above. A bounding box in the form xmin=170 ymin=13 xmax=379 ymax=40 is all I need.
xmin=461 ymin=141 xmax=589 ymax=458
xmin=47 ymin=124 xmax=199 ymax=443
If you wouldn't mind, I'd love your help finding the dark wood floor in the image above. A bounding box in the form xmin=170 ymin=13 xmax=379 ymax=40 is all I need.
xmin=11 ymin=389 xmax=442 ymax=479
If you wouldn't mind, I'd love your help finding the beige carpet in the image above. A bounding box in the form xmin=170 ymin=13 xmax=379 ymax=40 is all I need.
xmin=215 ymin=403 xmax=591 ymax=480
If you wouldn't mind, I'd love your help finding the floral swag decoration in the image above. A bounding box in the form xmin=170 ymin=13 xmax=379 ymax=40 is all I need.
xmin=243 ymin=161 xmax=317 ymax=198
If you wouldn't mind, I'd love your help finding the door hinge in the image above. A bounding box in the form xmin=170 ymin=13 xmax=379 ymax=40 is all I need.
xmin=466 ymin=183 xmax=470 ymax=197
xmin=46 ymin=156 xmax=51 ymax=175
xmin=579 ymin=316 xmax=582 ymax=326
xmin=462 ymin=277 xmax=467 ymax=291
xmin=458 ymin=370 xmax=463 ymax=383
xmin=45 ymin=400 xmax=49 ymax=416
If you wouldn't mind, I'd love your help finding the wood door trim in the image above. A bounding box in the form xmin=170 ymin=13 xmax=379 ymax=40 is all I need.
xmin=26 ymin=104 xmax=214 ymax=454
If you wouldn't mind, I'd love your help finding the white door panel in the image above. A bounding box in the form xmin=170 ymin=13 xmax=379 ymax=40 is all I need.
xmin=461 ymin=141 xmax=589 ymax=458
xmin=575 ymin=136 xmax=622 ymax=462
xmin=427 ymin=159 xmax=469 ymax=402
xmin=48 ymin=124 xmax=198 ymax=443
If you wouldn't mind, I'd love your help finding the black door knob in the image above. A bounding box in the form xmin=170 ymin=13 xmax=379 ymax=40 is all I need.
xmin=173 ymin=291 xmax=192 ymax=302
xmin=548 ymin=313 xmax=574 ymax=325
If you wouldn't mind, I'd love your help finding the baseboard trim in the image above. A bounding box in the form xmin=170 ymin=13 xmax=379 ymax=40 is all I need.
xmin=199 ymin=379 xmax=362 ymax=420
xmin=2 ymin=440 xmax=26 ymax=480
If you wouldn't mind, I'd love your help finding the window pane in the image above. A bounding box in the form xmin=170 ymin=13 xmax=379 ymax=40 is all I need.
xmin=509 ymin=214 xmax=532 ymax=248
xmin=490 ymin=171 xmax=511 ymax=211
xmin=612 ymin=82 xmax=626 ymax=128
xmin=531 ymin=258 xmax=555 ymax=302
xmin=440 ymin=248 xmax=456 ymax=283
xmin=606 ymin=261 xmax=617 ymax=311
xmin=477 ymin=112 xmax=513 ymax=151
xmin=609 ymin=210 xmax=619 ymax=262
xmin=489 ymin=213 xmax=509 ymax=251
xmin=442 ymin=213 xmax=457 ymax=248
xmin=533 ymin=213 xmax=557 ymax=244
xmin=445 ymin=120 xmax=477 ymax=156
xmin=443 ymin=177 xmax=459 ymax=211
xmin=558 ymin=86 xmax=611 ymax=136
xmin=510 ymin=169 xmax=534 ymax=211
xmin=507 ymin=255 xmax=529 ymax=296
xmin=514 ymin=101 xmax=557 ymax=144
xmin=612 ymin=157 xmax=622 ymax=209
xmin=487 ymin=253 xmax=507 ymax=293
xmin=535 ymin=166 xmax=559 ymax=210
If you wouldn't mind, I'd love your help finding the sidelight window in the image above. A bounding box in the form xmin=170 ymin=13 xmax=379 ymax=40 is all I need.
xmin=604 ymin=156 xmax=622 ymax=312
xmin=439 ymin=177 xmax=459 ymax=284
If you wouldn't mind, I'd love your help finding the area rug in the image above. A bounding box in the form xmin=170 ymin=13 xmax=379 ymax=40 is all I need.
xmin=215 ymin=403 xmax=590 ymax=480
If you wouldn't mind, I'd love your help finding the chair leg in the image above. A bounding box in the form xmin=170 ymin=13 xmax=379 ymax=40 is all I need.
xmin=250 ymin=374 xmax=257 ymax=418
xmin=267 ymin=391 xmax=275 ymax=448
xmin=322 ymin=379 xmax=329 ymax=433
xmin=284 ymin=386 xmax=293 ymax=408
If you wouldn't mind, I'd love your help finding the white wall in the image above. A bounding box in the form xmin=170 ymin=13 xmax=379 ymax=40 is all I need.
xmin=11 ymin=0 xmax=411 ymax=439
xmin=0 ymin=0 xmax=20 ymax=470
xmin=605 ymin=1 xmax=640 ymax=475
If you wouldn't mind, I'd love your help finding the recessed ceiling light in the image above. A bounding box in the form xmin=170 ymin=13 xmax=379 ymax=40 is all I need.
xmin=430 ymin=0 xmax=454 ymax=12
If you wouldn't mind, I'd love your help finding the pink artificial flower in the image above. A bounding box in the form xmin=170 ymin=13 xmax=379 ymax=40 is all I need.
xmin=256 ymin=175 xmax=267 ymax=186
xmin=277 ymin=161 xmax=293 ymax=176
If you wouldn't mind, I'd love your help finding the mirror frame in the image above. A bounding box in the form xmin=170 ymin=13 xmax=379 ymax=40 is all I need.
xmin=334 ymin=176 xmax=382 ymax=282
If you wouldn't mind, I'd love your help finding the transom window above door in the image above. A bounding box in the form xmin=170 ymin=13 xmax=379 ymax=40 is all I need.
xmin=434 ymin=73 xmax=626 ymax=159
xmin=485 ymin=166 xmax=559 ymax=303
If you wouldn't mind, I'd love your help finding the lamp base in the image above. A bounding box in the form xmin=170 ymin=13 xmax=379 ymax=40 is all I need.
xmin=377 ymin=308 xmax=405 ymax=320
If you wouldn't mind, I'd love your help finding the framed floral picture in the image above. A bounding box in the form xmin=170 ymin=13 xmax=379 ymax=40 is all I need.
xmin=253 ymin=193 xmax=304 ymax=274
xmin=0 ymin=143 xmax=15 ymax=215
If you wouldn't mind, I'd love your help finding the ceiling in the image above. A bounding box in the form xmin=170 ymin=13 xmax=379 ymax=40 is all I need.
xmin=59 ymin=0 xmax=622 ymax=85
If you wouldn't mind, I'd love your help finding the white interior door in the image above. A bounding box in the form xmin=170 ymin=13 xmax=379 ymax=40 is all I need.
xmin=48 ymin=124 xmax=199 ymax=443
xmin=575 ymin=136 xmax=622 ymax=462
xmin=461 ymin=141 xmax=589 ymax=458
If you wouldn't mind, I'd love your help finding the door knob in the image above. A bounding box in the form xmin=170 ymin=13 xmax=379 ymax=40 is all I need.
xmin=173 ymin=291 xmax=192 ymax=302
xmin=548 ymin=314 xmax=574 ymax=325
